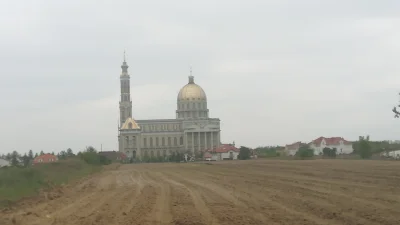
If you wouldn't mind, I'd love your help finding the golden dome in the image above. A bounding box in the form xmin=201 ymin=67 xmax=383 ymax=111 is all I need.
xmin=177 ymin=76 xmax=207 ymax=101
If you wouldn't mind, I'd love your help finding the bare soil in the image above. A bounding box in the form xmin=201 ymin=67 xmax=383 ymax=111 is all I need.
xmin=1 ymin=159 xmax=400 ymax=225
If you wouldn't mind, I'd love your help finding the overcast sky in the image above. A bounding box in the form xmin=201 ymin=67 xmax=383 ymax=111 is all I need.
xmin=1 ymin=0 xmax=400 ymax=154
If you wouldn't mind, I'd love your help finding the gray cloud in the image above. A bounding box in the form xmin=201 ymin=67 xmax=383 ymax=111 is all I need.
xmin=1 ymin=0 xmax=400 ymax=154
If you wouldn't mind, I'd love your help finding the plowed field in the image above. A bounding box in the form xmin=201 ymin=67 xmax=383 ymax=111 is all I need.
xmin=2 ymin=159 xmax=400 ymax=225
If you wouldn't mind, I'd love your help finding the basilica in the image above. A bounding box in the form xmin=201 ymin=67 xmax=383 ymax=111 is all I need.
xmin=118 ymin=58 xmax=221 ymax=160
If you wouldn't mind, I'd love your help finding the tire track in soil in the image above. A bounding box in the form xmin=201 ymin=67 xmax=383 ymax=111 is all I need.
xmin=143 ymin=171 xmax=173 ymax=225
xmin=169 ymin=184 xmax=208 ymax=225
xmin=155 ymin=171 xmax=219 ymax=225
xmin=23 ymin=187 xmax=119 ymax=225
xmin=163 ymin=171 xmax=267 ymax=225
xmin=115 ymin=171 xmax=158 ymax=225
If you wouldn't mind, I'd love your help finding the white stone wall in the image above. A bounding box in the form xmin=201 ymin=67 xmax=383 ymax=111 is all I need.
xmin=310 ymin=143 xmax=353 ymax=155
xmin=285 ymin=149 xmax=297 ymax=156
xmin=220 ymin=151 xmax=239 ymax=160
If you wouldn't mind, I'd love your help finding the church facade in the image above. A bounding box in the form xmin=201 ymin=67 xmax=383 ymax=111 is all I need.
xmin=118 ymin=59 xmax=221 ymax=160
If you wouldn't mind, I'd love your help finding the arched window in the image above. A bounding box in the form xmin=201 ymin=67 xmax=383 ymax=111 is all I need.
xmin=150 ymin=137 xmax=153 ymax=147
xmin=198 ymin=102 xmax=201 ymax=109
xmin=162 ymin=137 xmax=165 ymax=146
xmin=144 ymin=138 xmax=147 ymax=147
xmin=174 ymin=137 xmax=178 ymax=146
xmin=168 ymin=137 xmax=171 ymax=146
xmin=180 ymin=136 xmax=183 ymax=145
xmin=193 ymin=102 xmax=195 ymax=109
xmin=156 ymin=137 xmax=159 ymax=146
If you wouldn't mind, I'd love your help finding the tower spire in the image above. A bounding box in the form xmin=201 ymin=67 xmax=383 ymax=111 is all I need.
xmin=121 ymin=51 xmax=129 ymax=74
xmin=119 ymin=52 xmax=132 ymax=126
xmin=188 ymin=64 xmax=194 ymax=84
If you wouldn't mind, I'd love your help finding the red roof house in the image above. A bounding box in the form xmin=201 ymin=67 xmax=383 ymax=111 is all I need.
xmin=33 ymin=154 xmax=58 ymax=164
xmin=205 ymin=144 xmax=240 ymax=160
xmin=310 ymin=137 xmax=352 ymax=146
xmin=98 ymin=151 xmax=128 ymax=162
xmin=309 ymin=137 xmax=353 ymax=154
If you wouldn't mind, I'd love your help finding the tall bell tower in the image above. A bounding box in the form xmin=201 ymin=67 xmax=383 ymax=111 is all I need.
xmin=119 ymin=52 xmax=132 ymax=126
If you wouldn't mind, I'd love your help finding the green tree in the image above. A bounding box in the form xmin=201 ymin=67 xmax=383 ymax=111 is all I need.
xmin=254 ymin=146 xmax=283 ymax=158
xmin=99 ymin=155 xmax=111 ymax=165
xmin=85 ymin=146 xmax=97 ymax=153
xmin=238 ymin=146 xmax=251 ymax=160
xmin=176 ymin=152 xmax=182 ymax=162
xmin=358 ymin=136 xmax=372 ymax=159
xmin=169 ymin=152 xmax=176 ymax=162
xmin=323 ymin=147 xmax=337 ymax=158
xmin=34 ymin=153 xmax=38 ymax=158
xmin=28 ymin=150 xmax=34 ymax=160
xmin=40 ymin=150 xmax=44 ymax=156
xmin=11 ymin=151 xmax=19 ymax=166
xmin=79 ymin=146 xmax=103 ymax=165
xmin=393 ymin=93 xmax=400 ymax=117
xmin=59 ymin=150 xmax=67 ymax=160
xmin=22 ymin=153 xmax=30 ymax=167
xmin=66 ymin=148 xmax=74 ymax=157
xmin=295 ymin=146 xmax=314 ymax=159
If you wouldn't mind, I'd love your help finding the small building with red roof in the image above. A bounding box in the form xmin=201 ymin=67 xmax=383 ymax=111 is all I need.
xmin=309 ymin=137 xmax=353 ymax=155
xmin=98 ymin=151 xmax=128 ymax=162
xmin=33 ymin=154 xmax=58 ymax=165
xmin=205 ymin=144 xmax=240 ymax=161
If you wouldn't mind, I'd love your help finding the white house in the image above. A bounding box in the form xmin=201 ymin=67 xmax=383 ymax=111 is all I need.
xmin=204 ymin=144 xmax=240 ymax=161
xmin=0 ymin=158 xmax=11 ymax=167
xmin=284 ymin=142 xmax=306 ymax=156
xmin=309 ymin=137 xmax=353 ymax=155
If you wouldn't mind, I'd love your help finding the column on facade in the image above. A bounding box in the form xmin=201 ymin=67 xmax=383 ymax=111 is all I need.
xmin=211 ymin=131 xmax=214 ymax=150
xmin=137 ymin=135 xmax=141 ymax=159
xmin=217 ymin=131 xmax=220 ymax=147
xmin=121 ymin=135 xmax=124 ymax=152
xmin=198 ymin=132 xmax=201 ymax=152
xmin=184 ymin=132 xmax=188 ymax=152
xmin=191 ymin=132 xmax=194 ymax=155
xmin=205 ymin=132 xmax=208 ymax=150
